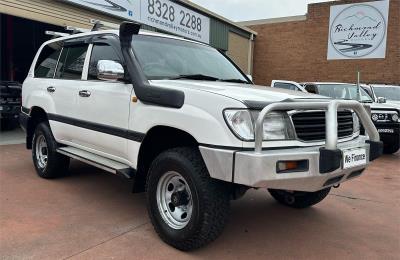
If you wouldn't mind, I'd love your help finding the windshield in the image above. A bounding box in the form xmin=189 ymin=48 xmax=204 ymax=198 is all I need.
xmin=316 ymin=84 xmax=373 ymax=102
xmin=131 ymin=35 xmax=249 ymax=82
xmin=372 ymin=86 xmax=400 ymax=101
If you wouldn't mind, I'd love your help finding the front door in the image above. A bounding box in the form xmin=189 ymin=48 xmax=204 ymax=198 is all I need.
xmin=73 ymin=39 xmax=133 ymax=161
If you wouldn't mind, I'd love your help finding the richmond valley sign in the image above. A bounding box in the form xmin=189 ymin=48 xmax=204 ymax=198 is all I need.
xmin=63 ymin=0 xmax=210 ymax=44
xmin=327 ymin=0 xmax=389 ymax=60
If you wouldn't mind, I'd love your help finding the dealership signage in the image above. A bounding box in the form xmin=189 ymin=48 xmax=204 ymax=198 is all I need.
xmin=63 ymin=0 xmax=210 ymax=43
xmin=327 ymin=0 xmax=389 ymax=60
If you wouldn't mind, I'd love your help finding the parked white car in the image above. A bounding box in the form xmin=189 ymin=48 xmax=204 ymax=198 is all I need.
xmin=302 ymin=82 xmax=400 ymax=154
xmin=20 ymin=22 xmax=383 ymax=251
xmin=361 ymin=84 xmax=400 ymax=108
xmin=271 ymin=80 xmax=305 ymax=92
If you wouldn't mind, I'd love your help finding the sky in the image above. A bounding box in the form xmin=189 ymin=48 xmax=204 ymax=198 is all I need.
xmin=189 ymin=0 xmax=332 ymax=22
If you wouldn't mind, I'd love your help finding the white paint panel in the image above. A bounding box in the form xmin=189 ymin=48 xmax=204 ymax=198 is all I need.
xmin=342 ymin=148 xmax=367 ymax=169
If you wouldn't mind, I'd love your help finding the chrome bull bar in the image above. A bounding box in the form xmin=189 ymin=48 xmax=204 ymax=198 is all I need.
xmin=254 ymin=100 xmax=380 ymax=153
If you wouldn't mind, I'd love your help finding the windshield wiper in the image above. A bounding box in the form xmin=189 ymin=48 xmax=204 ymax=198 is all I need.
xmin=170 ymin=74 xmax=219 ymax=81
xmin=218 ymin=78 xmax=250 ymax=84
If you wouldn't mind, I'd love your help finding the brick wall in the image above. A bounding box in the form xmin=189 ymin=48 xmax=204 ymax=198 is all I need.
xmin=249 ymin=0 xmax=400 ymax=86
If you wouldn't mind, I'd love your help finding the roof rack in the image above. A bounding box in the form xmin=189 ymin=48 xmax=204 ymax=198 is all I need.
xmin=45 ymin=31 xmax=70 ymax=38
xmin=65 ymin=26 xmax=90 ymax=34
xmin=90 ymin=19 xmax=120 ymax=31
xmin=44 ymin=19 xmax=119 ymax=38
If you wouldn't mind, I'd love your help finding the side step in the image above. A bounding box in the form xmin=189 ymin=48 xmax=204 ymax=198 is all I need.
xmin=57 ymin=146 xmax=135 ymax=179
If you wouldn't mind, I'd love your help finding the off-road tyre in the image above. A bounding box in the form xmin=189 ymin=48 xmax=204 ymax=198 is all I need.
xmin=268 ymin=188 xmax=331 ymax=209
xmin=32 ymin=122 xmax=70 ymax=178
xmin=146 ymin=147 xmax=230 ymax=251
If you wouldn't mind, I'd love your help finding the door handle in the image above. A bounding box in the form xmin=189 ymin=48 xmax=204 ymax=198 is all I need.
xmin=47 ymin=86 xmax=56 ymax=93
xmin=79 ymin=90 xmax=91 ymax=97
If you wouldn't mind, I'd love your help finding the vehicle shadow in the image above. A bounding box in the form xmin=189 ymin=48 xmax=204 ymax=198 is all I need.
xmin=66 ymin=160 xmax=339 ymax=248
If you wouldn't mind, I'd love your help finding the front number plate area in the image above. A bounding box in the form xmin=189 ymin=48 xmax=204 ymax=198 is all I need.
xmin=342 ymin=148 xmax=367 ymax=169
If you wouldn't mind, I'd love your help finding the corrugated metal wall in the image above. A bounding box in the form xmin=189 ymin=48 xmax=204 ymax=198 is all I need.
xmin=209 ymin=19 xmax=229 ymax=50
xmin=0 ymin=0 xmax=123 ymax=28
xmin=0 ymin=0 xmax=251 ymax=52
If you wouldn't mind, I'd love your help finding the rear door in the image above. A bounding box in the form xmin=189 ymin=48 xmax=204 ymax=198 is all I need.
xmin=271 ymin=80 xmax=305 ymax=92
xmin=72 ymin=35 xmax=134 ymax=161
xmin=48 ymin=41 xmax=89 ymax=143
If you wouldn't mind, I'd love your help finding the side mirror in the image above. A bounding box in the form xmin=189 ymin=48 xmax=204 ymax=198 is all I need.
xmin=377 ymin=97 xmax=386 ymax=103
xmin=97 ymin=60 xmax=124 ymax=81
xmin=246 ymin=74 xmax=253 ymax=82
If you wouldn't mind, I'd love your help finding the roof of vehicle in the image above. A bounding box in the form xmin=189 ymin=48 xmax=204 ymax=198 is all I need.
xmin=42 ymin=29 xmax=209 ymax=48
xmin=369 ymin=84 xmax=400 ymax=88
xmin=301 ymin=82 xmax=356 ymax=85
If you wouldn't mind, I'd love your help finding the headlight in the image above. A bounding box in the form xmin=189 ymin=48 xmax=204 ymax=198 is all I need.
xmin=353 ymin=112 xmax=360 ymax=133
xmin=223 ymin=110 xmax=254 ymax=141
xmin=224 ymin=109 xmax=295 ymax=141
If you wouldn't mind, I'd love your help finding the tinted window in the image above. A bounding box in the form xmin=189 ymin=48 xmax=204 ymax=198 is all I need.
xmin=274 ymin=82 xmax=297 ymax=91
xmin=34 ymin=42 xmax=62 ymax=78
xmin=88 ymin=44 xmax=122 ymax=80
xmin=55 ymin=45 xmax=88 ymax=80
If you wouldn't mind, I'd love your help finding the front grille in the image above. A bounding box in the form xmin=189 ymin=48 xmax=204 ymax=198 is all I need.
xmin=291 ymin=111 xmax=354 ymax=141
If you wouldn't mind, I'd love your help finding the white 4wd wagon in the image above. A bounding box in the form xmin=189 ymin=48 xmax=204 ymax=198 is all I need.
xmin=20 ymin=22 xmax=383 ymax=251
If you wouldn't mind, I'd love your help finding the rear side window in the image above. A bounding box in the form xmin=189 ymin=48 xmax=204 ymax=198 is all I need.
xmin=55 ymin=45 xmax=88 ymax=80
xmin=274 ymin=82 xmax=297 ymax=91
xmin=34 ymin=42 xmax=62 ymax=78
xmin=88 ymin=44 xmax=122 ymax=80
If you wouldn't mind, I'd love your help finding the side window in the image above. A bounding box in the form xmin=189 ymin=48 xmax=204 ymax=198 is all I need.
xmin=34 ymin=42 xmax=62 ymax=78
xmin=274 ymin=82 xmax=297 ymax=91
xmin=305 ymin=85 xmax=318 ymax=94
xmin=88 ymin=44 xmax=122 ymax=80
xmin=55 ymin=45 xmax=88 ymax=80
xmin=362 ymin=87 xmax=373 ymax=98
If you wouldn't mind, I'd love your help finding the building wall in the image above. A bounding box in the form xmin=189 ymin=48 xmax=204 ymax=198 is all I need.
xmin=0 ymin=0 xmax=254 ymax=63
xmin=248 ymin=0 xmax=400 ymax=86
xmin=227 ymin=31 xmax=252 ymax=74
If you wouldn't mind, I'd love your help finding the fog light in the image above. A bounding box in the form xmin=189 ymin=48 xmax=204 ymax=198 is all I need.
xmin=276 ymin=160 xmax=309 ymax=173
xmin=392 ymin=113 xmax=399 ymax=122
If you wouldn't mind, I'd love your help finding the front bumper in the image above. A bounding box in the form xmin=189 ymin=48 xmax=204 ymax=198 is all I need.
xmin=201 ymin=136 xmax=381 ymax=192
xmin=201 ymin=100 xmax=383 ymax=192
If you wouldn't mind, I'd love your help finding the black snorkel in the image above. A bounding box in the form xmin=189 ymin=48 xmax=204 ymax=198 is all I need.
xmin=119 ymin=22 xmax=185 ymax=108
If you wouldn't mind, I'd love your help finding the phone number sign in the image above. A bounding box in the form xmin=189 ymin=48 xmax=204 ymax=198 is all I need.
xmin=141 ymin=0 xmax=210 ymax=43
xmin=62 ymin=0 xmax=210 ymax=44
